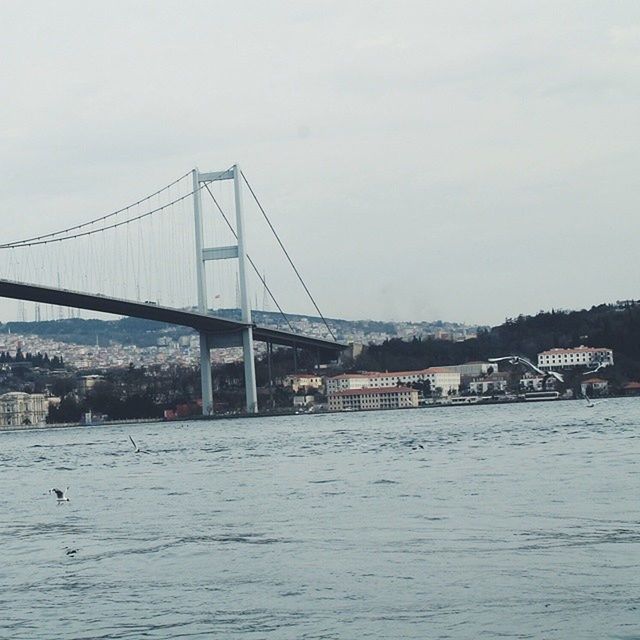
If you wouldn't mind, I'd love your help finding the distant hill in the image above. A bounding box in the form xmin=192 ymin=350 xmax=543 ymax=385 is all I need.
xmin=0 ymin=316 xmax=180 ymax=348
xmin=0 ymin=308 xmax=479 ymax=349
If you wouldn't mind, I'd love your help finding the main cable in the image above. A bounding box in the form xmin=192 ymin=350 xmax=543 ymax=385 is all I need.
xmin=0 ymin=170 xmax=192 ymax=248
xmin=240 ymin=171 xmax=336 ymax=341
xmin=0 ymin=185 xmax=204 ymax=249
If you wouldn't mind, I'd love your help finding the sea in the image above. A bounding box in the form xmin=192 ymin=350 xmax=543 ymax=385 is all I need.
xmin=1 ymin=398 xmax=639 ymax=639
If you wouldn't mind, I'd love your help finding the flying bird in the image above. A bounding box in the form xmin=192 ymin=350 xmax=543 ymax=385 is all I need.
xmin=50 ymin=487 xmax=69 ymax=503
xmin=583 ymin=361 xmax=607 ymax=376
xmin=489 ymin=356 xmax=564 ymax=383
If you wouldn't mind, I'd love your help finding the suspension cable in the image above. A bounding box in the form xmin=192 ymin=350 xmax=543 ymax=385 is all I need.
xmin=0 ymin=184 xmax=205 ymax=249
xmin=0 ymin=170 xmax=192 ymax=248
xmin=240 ymin=171 xmax=336 ymax=340
xmin=203 ymin=183 xmax=296 ymax=334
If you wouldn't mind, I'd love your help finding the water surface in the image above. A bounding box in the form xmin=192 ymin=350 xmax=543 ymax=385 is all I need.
xmin=2 ymin=399 xmax=639 ymax=638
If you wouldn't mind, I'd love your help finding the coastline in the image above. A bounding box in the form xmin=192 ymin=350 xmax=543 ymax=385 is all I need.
xmin=0 ymin=393 xmax=622 ymax=434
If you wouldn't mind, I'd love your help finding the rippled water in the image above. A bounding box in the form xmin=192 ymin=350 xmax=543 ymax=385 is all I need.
xmin=2 ymin=399 xmax=640 ymax=639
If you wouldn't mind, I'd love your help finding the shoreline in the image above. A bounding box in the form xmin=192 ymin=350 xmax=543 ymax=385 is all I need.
xmin=1 ymin=394 xmax=629 ymax=434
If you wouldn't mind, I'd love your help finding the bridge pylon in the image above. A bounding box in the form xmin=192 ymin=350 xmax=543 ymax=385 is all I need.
xmin=192 ymin=165 xmax=258 ymax=415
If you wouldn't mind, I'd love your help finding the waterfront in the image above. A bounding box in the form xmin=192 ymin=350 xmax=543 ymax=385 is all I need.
xmin=2 ymin=399 xmax=639 ymax=639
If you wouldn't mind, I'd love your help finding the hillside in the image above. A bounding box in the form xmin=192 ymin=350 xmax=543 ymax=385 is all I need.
xmin=0 ymin=309 xmax=479 ymax=348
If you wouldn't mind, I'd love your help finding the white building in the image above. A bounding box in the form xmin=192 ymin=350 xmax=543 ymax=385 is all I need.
xmin=468 ymin=374 xmax=509 ymax=395
xmin=326 ymin=368 xmax=460 ymax=396
xmin=328 ymin=386 xmax=419 ymax=412
xmin=0 ymin=392 xmax=48 ymax=427
xmin=538 ymin=346 xmax=613 ymax=370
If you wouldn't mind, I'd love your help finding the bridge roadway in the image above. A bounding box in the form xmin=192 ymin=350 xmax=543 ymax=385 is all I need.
xmin=0 ymin=279 xmax=346 ymax=354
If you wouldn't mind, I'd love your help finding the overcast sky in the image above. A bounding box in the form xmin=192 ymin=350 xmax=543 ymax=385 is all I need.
xmin=1 ymin=1 xmax=639 ymax=326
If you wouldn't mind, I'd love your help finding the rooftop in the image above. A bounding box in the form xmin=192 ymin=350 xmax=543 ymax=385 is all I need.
xmin=329 ymin=367 xmax=458 ymax=380
xmin=539 ymin=346 xmax=612 ymax=355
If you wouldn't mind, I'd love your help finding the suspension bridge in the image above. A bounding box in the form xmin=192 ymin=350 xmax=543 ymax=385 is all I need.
xmin=0 ymin=165 xmax=346 ymax=415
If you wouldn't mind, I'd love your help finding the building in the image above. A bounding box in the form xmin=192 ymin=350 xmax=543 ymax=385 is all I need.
xmin=80 ymin=374 xmax=104 ymax=393
xmin=468 ymin=373 xmax=509 ymax=395
xmin=623 ymin=382 xmax=640 ymax=396
xmin=580 ymin=378 xmax=609 ymax=396
xmin=282 ymin=373 xmax=324 ymax=393
xmin=519 ymin=373 xmax=545 ymax=392
xmin=445 ymin=361 xmax=499 ymax=376
xmin=326 ymin=368 xmax=460 ymax=396
xmin=0 ymin=392 xmax=48 ymax=427
xmin=537 ymin=346 xmax=613 ymax=370
xmin=328 ymin=386 xmax=419 ymax=412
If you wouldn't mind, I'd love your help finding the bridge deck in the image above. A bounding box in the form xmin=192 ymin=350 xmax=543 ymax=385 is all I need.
xmin=0 ymin=279 xmax=346 ymax=353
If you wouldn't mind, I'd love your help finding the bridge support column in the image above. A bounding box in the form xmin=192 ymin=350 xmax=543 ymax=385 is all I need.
xmin=199 ymin=333 xmax=213 ymax=415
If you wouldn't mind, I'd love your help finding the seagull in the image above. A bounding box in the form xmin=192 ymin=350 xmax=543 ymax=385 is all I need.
xmin=65 ymin=548 xmax=77 ymax=556
xmin=583 ymin=392 xmax=605 ymax=408
xmin=489 ymin=355 xmax=564 ymax=383
xmin=583 ymin=362 xmax=606 ymax=376
xmin=129 ymin=435 xmax=140 ymax=453
xmin=50 ymin=487 xmax=69 ymax=503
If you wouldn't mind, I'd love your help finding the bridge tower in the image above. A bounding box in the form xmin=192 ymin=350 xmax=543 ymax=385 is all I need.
xmin=192 ymin=165 xmax=258 ymax=415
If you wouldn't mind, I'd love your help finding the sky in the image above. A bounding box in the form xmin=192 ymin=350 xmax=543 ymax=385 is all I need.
xmin=1 ymin=1 xmax=639 ymax=326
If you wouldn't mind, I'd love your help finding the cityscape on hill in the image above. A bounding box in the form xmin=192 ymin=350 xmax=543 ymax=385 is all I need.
xmin=0 ymin=309 xmax=486 ymax=369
